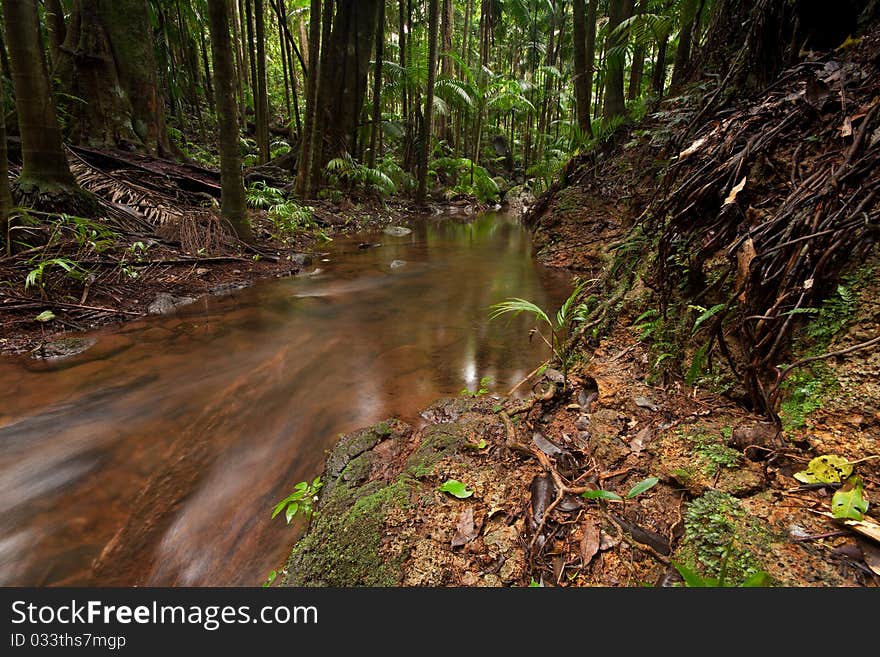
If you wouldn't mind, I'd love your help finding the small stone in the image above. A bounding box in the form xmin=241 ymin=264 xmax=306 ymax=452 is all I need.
xmin=390 ymin=260 xmax=406 ymax=269
xmin=195 ymin=268 xmax=209 ymax=276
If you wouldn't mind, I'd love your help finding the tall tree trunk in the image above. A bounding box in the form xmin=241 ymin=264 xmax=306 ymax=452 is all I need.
xmin=416 ymin=0 xmax=438 ymax=206
xmin=572 ymin=0 xmax=592 ymax=137
xmin=2 ymin=0 xmax=75 ymax=190
xmin=254 ymin=0 xmax=270 ymax=163
xmin=368 ymin=0 xmax=384 ymax=168
xmin=309 ymin=0 xmax=333 ymax=194
xmin=230 ymin=0 xmax=247 ymax=125
xmin=627 ymin=0 xmax=646 ymax=100
xmin=200 ymin=25 xmax=215 ymax=110
xmin=536 ymin=0 xmax=558 ymax=163
xmin=652 ymin=33 xmax=668 ymax=94
xmin=0 ymin=78 xmax=11 ymax=255
xmin=671 ymin=0 xmax=696 ymax=89
xmin=44 ymin=0 xmax=66 ymax=70
xmin=296 ymin=0 xmax=321 ymax=197
xmin=438 ymin=0 xmax=453 ymax=145
xmin=245 ymin=0 xmax=258 ymax=115
xmin=57 ymin=0 xmax=172 ymax=155
xmin=602 ymin=0 xmax=629 ymax=122
xmin=206 ymin=0 xmax=254 ymax=244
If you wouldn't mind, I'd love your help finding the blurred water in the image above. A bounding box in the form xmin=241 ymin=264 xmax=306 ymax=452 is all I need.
xmin=0 ymin=212 xmax=570 ymax=586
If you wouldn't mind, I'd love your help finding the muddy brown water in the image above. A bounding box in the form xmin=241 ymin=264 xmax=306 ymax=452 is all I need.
xmin=0 ymin=212 xmax=571 ymax=586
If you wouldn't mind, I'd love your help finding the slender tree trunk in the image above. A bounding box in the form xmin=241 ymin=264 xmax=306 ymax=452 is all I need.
xmin=671 ymin=0 xmax=696 ymax=89
xmin=309 ymin=0 xmax=333 ymax=194
xmin=603 ymin=0 xmax=629 ymax=121
xmin=2 ymin=0 xmax=75 ymax=189
xmin=200 ymin=25 xmax=215 ymax=110
xmin=536 ymin=0 xmax=558 ymax=162
xmin=245 ymin=0 xmax=258 ymax=117
xmin=230 ymin=0 xmax=247 ymax=125
xmin=296 ymin=0 xmax=321 ymax=197
xmin=462 ymin=0 xmax=472 ymax=73
xmin=438 ymin=0 xmax=453 ymax=145
xmin=275 ymin=0 xmax=292 ymax=123
xmin=416 ymin=0 xmax=438 ymax=206
xmin=206 ymin=0 xmax=254 ymax=244
xmin=368 ymin=0 xmax=384 ymax=168
xmin=44 ymin=0 xmax=66 ymax=70
xmin=627 ymin=0 xmax=646 ymax=100
xmin=0 ymin=78 xmax=11 ymax=255
xmin=652 ymin=35 xmax=668 ymax=94
xmin=254 ymin=0 xmax=270 ymax=163
xmin=572 ymin=0 xmax=591 ymax=137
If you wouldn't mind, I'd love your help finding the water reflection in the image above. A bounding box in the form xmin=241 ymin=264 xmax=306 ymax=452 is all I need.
xmin=0 ymin=213 xmax=570 ymax=586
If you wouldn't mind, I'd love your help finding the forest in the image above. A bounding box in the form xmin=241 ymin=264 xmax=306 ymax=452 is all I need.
xmin=0 ymin=0 xmax=879 ymax=591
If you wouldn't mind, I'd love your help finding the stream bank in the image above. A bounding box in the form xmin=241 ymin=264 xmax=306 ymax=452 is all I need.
xmin=281 ymin=27 xmax=880 ymax=588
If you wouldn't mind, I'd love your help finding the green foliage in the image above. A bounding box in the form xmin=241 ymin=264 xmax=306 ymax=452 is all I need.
xmin=779 ymin=367 xmax=834 ymax=432
xmin=683 ymin=490 xmax=760 ymax=582
xmin=438 ymin=479 xmax=474 ymax=499
xmin=246 ymin=181 xmax=286 ymax=209
xmin=326 ymin=154 xmax=396 ymax=197
xmin=35 ymin=310 xmax=56 ymax=322
xmin=25 ymin=257 xmax=84 ymax=291
xmin=247 ymin=182 xmax=318 ymax=240
xmin=626 ymin=477 xmax=659 ymax=499
xmin=805 ymin=284 xmax=856 ymax=350
xmin=672 ymin=559 xmax=770 ymax=588
xmin=429 ymin=157 xmax=500 ymax=203
xmin=794 ymin=455 xmax=854 ymax=484
xmin=581 ymin=476 xmax=659 ymax=502
xmin=460 ymin=376 xmax=493 ymax=398
xmin=684 ymin=429 xmax=742 ymax=476
xmin=272 ymin=476 xmax=324 ymax=524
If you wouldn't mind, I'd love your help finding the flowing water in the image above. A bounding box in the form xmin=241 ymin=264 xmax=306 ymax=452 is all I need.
xmin=0 ymin=212 xmax=570 ymax=586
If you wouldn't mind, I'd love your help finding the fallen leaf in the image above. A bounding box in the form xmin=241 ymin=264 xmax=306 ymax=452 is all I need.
xmin=532 ymin=432 xmax=563 ymax=456
xmin=629 ymin=426 xmax=652 ymax=453
xmin=723 ymin=176 xmax=748 ymax=205
xmin=530 ymin=473 xmax=555 ymax=525
xmin=736 ymin=237 xmax=756 ymax=302
xmin=678 ymin=136 xmax=707 ymax=159
xmin=451 ymin=507 xmax=478 ymax=547
xmin=580 ymin=517 xmax=601 ymax=566
xmin=831 ymin=475 xmax=868 ymax=521
xmin=840 ymin=116 xmax=853 ymax=138
xmin=816 ymin=511 xmax=880 ymax=544
xmin=794 ymin=454 xmax=853 ymax=484
xmin=599 ymin=532 xmax=619 ymax=551
xmin=634 ymin=396 xmax=659 ymax=411
xmin=626 ymin=477 xmax=659 ymax=499
xmin=438 ymin=479 xmax=474 ymax=499
xmin=35 ymin=310 xmax=56 ymax=322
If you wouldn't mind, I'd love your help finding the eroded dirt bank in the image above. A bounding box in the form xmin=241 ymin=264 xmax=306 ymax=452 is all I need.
xmin=281 ymin=27 xmax=880 ymax=587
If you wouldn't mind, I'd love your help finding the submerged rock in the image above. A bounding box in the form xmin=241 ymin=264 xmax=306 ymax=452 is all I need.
xmin=147 ymin=293 xmax=195 ymax=315
xmin=383 ymin=226 xmax=412 ymax=237
xmin=32 ymin=336 xmax=97 ymax=360
xmin=390 ymin=259 xmax=406 ymax=269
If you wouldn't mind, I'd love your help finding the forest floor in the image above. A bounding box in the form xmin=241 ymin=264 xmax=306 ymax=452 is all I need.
xmin=283 ymin=28 xmax=880 ymax=588
xmin=0 ymin=149 xmax=493 ymax=357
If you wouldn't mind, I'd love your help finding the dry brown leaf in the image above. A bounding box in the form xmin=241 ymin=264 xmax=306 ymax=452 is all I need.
xmin=451 ymin=507 xmax=478 ymax=547
xmin=580 ymin=517 xmax=601 ymax=566
xmin=723 ymin=176 xmax=748 ymax=205
xmin=629 ymin=426 xmax=652 ymax=454
xmin=736 ymin=237 xmax=756 ymax=302
xmin=861 ymin=541 xmax=880 ymax=576
xmin=816 ymin=510 xmax=880 ymax=544
xmin=678 ymin=137 xmax=707 ymax=160
xmin=840 ymin=116 xmax=853 ymax=138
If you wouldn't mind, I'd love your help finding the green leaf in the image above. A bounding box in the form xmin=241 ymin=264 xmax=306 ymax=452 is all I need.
xmin=464 ymin=439 xmax=488 ymax=450
xmin=489 ymin=298 xmax=552 ymax=328
xmin=35 ymin=310 xmax=56 ymax=322
xmin=831 ymin=475 xmax=869 ymax=521
xmin=438 ymin=479 xmax=474 ymax=499
xmin=739 ymin=571 xmax=771 ymax=587
xmin=793 ymin=455 xmax=853 ymax=484
xmin=672 ymin=562 xmax=716 ymax=587
xmin=626 ymin=477 xmax=659 ymax=499
xmin=581 ymin=490 xmax=623 ymax=501
xmin=262 ymin=570 xmax=277 ymax=587
xmin=691 ymin=303 xmax=726 ymax=335
xmin=271 ymin=501 xmax=286 ymax=519
xmin=285 ymin=502 xmax=299 ymax=524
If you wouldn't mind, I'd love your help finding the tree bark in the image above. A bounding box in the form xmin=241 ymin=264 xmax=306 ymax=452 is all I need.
xmin=206 ymin=0 xmax=254 ymax=244
xmin=368 ymin=0 xmax=384 ymax=168
xmin=627 ymin=0 xmax=646 ymax=100
xmin=651 ymin=34 xmax=668 ymax=94
xmin=2 ymin=0 xmax=75 ymax=189
xmin=309 ymin=0 xmax=334 ymax=194
xmin=296 ymin=0 xmax=321 ymax=197
xmin=0 ymin=76 xmax=11 ymax=255
xmin=416 ymin=0 xmax=439 ymax=206
xmin=254 ymin=0 xmax=270 ymax=163
xmin=57 ymin=0 xmax=172 ymax=155
xmin=671 ymin=0 xmax=696 ymax=89
xmin=438 ymin=0 xmax=453 ymax=145
xmin=230 ymin=0 xmax=247 ymax=125
xmin=44 ymin=0 xmax=66 ymax=70
xmin=572 ymin=0 xmax=593 ymax=137
xmin=603 ymin=0 xmax=630 ymax=122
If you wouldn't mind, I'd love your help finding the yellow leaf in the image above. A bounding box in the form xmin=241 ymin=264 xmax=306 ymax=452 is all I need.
xmin=794 ymin=455 xmax=853 ymax=484
xmin=724 ymin=176 xmax=747 ymax=205
xmin=678 ymin=137 xmax=706 ymax=160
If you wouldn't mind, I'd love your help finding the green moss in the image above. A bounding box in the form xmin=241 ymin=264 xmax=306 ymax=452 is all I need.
xmin=778 ymin=365 xmax=836 ymax=432
xmin=284 ymin=477 xmax=413 ymax=587
xmin=678 ymin=490 xmax=765 ymax=582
